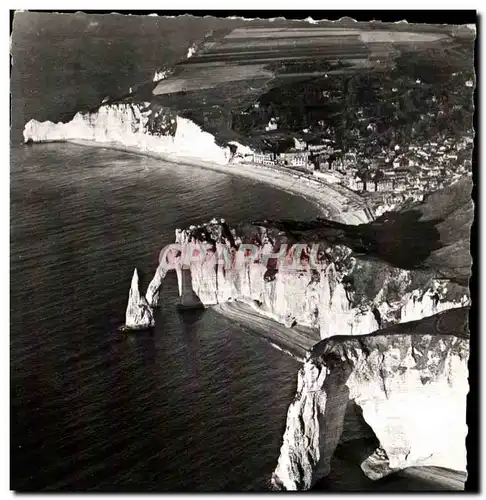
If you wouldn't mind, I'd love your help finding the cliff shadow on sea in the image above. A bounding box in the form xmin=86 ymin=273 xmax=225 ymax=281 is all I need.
xmin=177 ymin=268 xmax=205 ymax=311
xmin=365 ymin=209 xmax=444 ymax=269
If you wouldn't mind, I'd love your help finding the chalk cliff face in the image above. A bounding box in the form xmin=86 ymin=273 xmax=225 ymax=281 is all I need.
xmin=145 ymin=265 xmax=168 ymax=309
xmin=23 ymin=102 xmax=234 ymax=165
xmin=143 ymin=178 xmax=471 ymax=338
xmin=146 ymin=212 xmax=469 ymax=339
xmin=272 ymin=307 xmax=470 ymax=490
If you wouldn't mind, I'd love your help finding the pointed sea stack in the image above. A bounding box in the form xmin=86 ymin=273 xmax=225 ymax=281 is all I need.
xmin=123 ymin=268 xmax=155 ymax=330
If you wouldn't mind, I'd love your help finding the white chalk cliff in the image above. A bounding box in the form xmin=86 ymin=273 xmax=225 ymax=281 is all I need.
xmin=272 ymin=307 xmax=470 ymax=490
xmin=144 ymin=218 xmax=470 ymax=339
xmin=23 ymin=103 xmax=234 ymax=165
xmin=124 ymin=268 xmax=155 ymax=330
xmin=145 ymin=265 xmax=168 ymax=308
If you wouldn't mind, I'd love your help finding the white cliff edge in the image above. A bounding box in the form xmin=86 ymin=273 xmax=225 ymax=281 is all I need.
xmin=143 ymin=219 xmax=469 ymax=339
xmin=23 ymin=103 xmax=234 ymax=165
xmin=272 ymin=307 xmax=470 ymax=490
xmin=123 ymin=268 xmax=155 ymax=330
xmin=145 ymin=265 xmax=168 ymax=308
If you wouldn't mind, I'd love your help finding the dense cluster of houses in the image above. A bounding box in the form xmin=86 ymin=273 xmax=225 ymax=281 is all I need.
xmin=347 ymin=177 xmax=394 ymax=192
xmin=236 ymin=67 xmax=474 ymax=202
xmin=244 ymin=129 xmax=473 ymax=199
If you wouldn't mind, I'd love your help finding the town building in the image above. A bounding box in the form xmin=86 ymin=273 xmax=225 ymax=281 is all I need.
xmin=278 ymin=151 xmax=310 ymax=168
xmin=308 ymin=143 xmax=329 ymax=152
xmin=253 ymin=152 xmax=275 ymax=165
xmin=375 ymin=179 xmax=394 ymax=192
xmin=293 ymin=137 xmax=307 ymax=151
xmin=265 ymin=118 xmax=278 ymax=132
xmin=348 ymin=177 xmax=362 ymax=190
xmin=319 ymin=160 xmax=331 ymax=171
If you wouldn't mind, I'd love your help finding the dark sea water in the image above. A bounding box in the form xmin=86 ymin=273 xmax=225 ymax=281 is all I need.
xmin=10 ymin=13 xmax=317 ymax=491
xmin=10 ymin=143 xmax=321 ymax=491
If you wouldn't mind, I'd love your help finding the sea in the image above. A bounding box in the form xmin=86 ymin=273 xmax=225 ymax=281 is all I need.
xmin=10 ymin=12 xmax=459 ymax=492
xmin=10 ymin=13 xmax=322 ymax=491
xmin=10 ymin=143 xmax=321 ymax=491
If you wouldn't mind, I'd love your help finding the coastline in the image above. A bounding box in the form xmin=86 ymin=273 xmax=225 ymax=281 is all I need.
xmin=62 ymin=139 xmax=373 ymax=224
xmin=27 ymin=137 xmax=368 ymax=358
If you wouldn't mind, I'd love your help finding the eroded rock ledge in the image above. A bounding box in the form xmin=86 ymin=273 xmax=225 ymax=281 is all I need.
xmin=271 ymin=306 xmax=470 ymax=490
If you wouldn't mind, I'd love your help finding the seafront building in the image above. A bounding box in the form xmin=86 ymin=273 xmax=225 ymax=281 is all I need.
xmin=246 ymin=121 xmax=472 ymax=204
xmin=253 ymin=152 xmax=276 ymax=165
xmin=278 ymin=151 xmax=311 ymax=167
